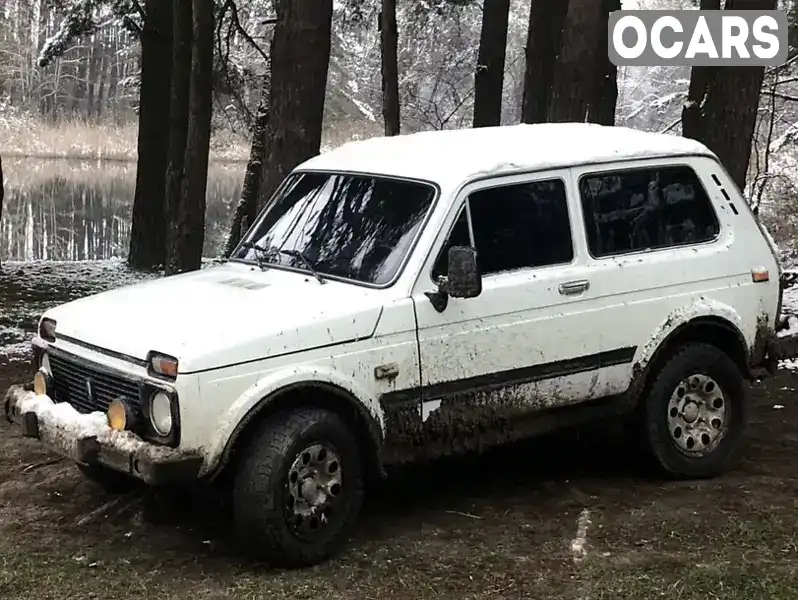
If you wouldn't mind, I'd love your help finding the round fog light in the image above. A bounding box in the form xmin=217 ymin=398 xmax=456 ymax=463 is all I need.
xmin=150 ymin=392 xmax=173 ymax=437
xmin=33 ymin=370 xmax=49 ymax=396
xmin=108 ymin=399 xmax=129 ymax=431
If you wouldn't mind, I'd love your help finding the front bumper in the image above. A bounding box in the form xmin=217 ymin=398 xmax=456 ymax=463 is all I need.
xmin=4 ymin=385 xmax=201 ymax=486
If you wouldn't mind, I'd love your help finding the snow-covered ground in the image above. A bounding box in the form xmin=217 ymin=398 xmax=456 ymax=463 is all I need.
xmin=0 ymin=259 xmax=160 ymax=364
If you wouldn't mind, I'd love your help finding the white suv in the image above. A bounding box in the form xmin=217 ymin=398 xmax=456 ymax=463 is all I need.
xmin=5 ymin=123 xmax=795 ymax=567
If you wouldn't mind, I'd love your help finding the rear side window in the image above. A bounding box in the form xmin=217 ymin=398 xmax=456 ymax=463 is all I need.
xmin=579 ymin=165 xmax=720 ymax=258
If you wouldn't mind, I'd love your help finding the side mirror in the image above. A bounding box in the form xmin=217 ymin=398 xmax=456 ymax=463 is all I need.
xmin=441 ymin=246 xmax=481 ymax=298
xmin=426 ymin=246 xmax=482 ymax=312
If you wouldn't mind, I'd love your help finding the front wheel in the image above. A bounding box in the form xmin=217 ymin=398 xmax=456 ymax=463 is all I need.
xmin=232 ymin=407 xmax=364 ymax=568
xmin=641 ymin=343 xmax=748 ymax=479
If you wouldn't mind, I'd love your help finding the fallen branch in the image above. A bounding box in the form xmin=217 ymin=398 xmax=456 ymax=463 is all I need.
xmin=22 ymin=457 xmax=65 ymax=473
xmin=444 ymin=509 xmax=482 ymax=520
xmin=660 ymin=117 xmax=681 ymax=134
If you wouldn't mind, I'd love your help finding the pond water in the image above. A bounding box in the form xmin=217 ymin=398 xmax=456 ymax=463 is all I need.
xmin=0 ymin=157 xmax=245 ymax=261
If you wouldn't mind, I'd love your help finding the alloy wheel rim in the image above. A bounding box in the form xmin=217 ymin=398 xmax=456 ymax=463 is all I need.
xmin=667 ymin=373 xmax=729 ymax=456
xmin=285 ymin=442 xmax=343 ymax=539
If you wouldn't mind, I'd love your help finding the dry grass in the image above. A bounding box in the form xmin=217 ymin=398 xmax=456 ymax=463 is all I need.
xmin=0 ymin=353 xmax=797 ymax=599
xmin=0 ymin=117 xmax=386 ymax=165
xmin=0 ymin=119 xmax=251 ymax=163
xmin=0 ymin=155 xmax=246 ymax=190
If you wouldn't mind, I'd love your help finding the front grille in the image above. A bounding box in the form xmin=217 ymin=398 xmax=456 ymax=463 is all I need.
xmin=49 ymin=352 xmax=143 ymax=419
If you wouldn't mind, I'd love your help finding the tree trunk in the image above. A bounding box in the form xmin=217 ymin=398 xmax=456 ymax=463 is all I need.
xmin=127 ymin=0 xmax=173 ymax=270
xmin=95 ymin=46 xmax=108 ymax=120
xmin=681 ymin=0 xmax=722 ymax=141
xmin=258 ymin=0 xmax=333 ymax=210
xmin=0 ymin=155 xmax=4 ymax=268
xmin=473 ymin=0 xmax=511 ymax=128
xmin=86 ymin=34 xmax=101 ymax=120
xmin=547 ymin=0 xmax=604 ymax=123
xmin=521 ymin=0 xmax=569 ymax=124
xmin=590 ymin=0 xmax=621 ymax=125
xmin=169 ymin=0 xmax=214 ymax=274
xmin=71 ymin=51 xmax=88 ymax=117
xmin=165 ymin=0 xmax=193 ymax=275
xmin=686 ymin=0 xmax=775 ymax=191
xmin=224 ymin=75 xmax=270 ymax=257
xmin=380 ymin=0 xmax=400 ymax=136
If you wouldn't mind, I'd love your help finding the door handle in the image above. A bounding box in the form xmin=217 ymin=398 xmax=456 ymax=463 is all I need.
xmin=558 ymin=280 xmax=590 ymax=296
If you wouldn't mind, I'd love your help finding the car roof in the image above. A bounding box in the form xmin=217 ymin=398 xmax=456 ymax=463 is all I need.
xmin=298 ymin=123 xmax=717 ymax=188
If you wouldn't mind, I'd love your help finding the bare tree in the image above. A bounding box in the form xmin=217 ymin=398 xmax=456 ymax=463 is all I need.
xmin=128 ymin=0 xmax=174 ymax=269
xmin=521 ymin=0 xmax=569 ymax=124
xmin=473 ymin=0 xmax=510 ymax=127
xmin=224 ymin=73 xmax=270 ymax=257
xmin=547 ymin=0 xmax=604 ymax=123
xmin=590 ymin=0 xmax=621 ymax=125
xmin=0 ymin=155 xmax=4 ymax=268
xmin=168 ymin=0 xmax=214 ymax=274
xmin=681 ymin=0 xmax=722 ymax=140
xmin=380 ymin=0 xmax=400 ymax=135
xmin=685 ymin=0 xmax=776 ymax=190
xmin=165 ymin=0 xmax=193 ymax=274
xmin=257 ymin=0 xmax=333 ymax=210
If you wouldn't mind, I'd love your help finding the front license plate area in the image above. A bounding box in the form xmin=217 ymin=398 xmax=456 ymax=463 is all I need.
xmin=99 ymin=446 xmax=133 ymax=473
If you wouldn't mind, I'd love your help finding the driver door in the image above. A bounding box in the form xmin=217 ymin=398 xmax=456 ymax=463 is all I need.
xmin=410 ymin=171 xmax=610 ymax=430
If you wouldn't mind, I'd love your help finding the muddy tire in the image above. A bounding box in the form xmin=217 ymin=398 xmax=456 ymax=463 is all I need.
xmin=641 ymin=343 xmax=748 ymax=479
xmin=77 ymin=463 xmax=139 ymax=493
xmin=232 ymin=407 xmax=364 ymax=568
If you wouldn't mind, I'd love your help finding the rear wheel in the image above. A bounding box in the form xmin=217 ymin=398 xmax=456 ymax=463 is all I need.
xmin=232 ymin=407 xmax=364 ymax=568
xmin=640 ymin=343 xmax=748 ymax=479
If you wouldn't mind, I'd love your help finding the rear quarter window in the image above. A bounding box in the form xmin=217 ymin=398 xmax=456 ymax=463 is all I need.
xmin=579 ymin=164 xmax=720 ymax=258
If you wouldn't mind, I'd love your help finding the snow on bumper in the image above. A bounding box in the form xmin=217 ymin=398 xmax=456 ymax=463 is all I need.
xmin=3 ymin=385 xmax=201 ymax=485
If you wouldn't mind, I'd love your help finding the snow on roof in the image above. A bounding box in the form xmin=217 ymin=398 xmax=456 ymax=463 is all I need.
xmin=300 ymin=123 xmax=717 ymax=187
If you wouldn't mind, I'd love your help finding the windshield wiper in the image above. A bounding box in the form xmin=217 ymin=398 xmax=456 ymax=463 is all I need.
xmin=240 ymin=241 xmax=273 ymax=270
xmin=279 ymin=249 xmax=326 ymax=284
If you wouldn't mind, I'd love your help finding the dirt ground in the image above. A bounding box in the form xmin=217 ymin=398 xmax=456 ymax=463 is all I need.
xmin=0 ymin=355 xmax=797 ymax=600
xmin=0 ymin=262 xmax=797 ymax=599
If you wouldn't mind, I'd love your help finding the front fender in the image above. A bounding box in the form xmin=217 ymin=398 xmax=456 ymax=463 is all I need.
xmin=201 ymin=364 xmax=385 ymax=477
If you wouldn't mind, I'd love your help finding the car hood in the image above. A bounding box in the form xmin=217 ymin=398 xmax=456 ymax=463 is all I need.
xmin=43 ymin=263 xmax=386 ymax=373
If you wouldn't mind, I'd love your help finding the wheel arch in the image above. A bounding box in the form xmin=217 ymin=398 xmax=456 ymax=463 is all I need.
xmin=208 ymin=381 xmax=386 ymax=485
xmin=628 ymin=315 xmax=751 ymax=406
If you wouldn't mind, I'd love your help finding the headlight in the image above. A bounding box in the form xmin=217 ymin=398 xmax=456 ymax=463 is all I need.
xmin=149 ymin=391 xmax=173 ymax=437
xmin=147 ymin=352 xmax=178 ymax=379
xmin=39 ymin=318 xmax=56 ymax=342
xmin=40 ymin=352 xmax=51 ymax=375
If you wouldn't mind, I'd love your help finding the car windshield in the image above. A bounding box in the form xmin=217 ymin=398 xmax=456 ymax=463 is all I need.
xmin=231 ymin=171 xmax=437 ymax=286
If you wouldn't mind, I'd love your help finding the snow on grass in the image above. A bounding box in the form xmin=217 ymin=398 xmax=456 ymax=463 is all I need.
xmin=570 ymin=508 xmax=592 ymax=563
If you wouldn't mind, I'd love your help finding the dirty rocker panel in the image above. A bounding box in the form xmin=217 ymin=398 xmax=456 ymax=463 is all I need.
xmin=379 ymin=346 xmax=637 ymax=463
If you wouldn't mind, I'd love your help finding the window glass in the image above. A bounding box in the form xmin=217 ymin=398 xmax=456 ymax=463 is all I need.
xmin=233 ymin=172 xmax=436 ymax=285
xmin=579 ymin=165 xmax=720 ymax=258
xmin=469 ymin=179 xmax=573 ymax=275
xmin=433 ymin=179 xmax=573 ymax=278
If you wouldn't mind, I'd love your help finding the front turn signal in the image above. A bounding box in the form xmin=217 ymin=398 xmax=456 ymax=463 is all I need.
xmin=148 ymin=352 xmax=179 ymax=379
